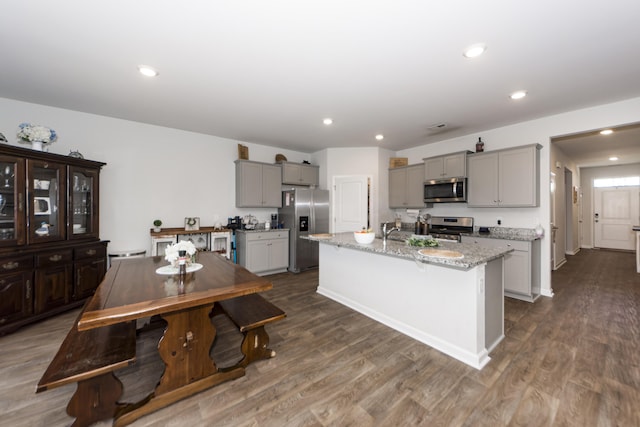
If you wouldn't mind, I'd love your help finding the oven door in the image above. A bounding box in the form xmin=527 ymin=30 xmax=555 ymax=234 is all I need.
xmin=424 ymin=178 xmax=466 ymax=203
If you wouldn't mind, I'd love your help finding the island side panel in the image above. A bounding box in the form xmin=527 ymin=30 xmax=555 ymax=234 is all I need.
xmin=317 ymin=244 xmax=500 ymax=369
xmin=484 ymin=257 xmax=505 ymax=352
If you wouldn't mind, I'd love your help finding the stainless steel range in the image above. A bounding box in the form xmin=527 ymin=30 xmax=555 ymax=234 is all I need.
xmin=428 ymin=216 xmax=474 ymax=242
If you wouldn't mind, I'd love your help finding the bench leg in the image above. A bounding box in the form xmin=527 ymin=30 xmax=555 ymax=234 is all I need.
xmin=66 ymin=372 xmax=123 ymax=427
xmin=237 ymin=326 xmax=276 ymax=368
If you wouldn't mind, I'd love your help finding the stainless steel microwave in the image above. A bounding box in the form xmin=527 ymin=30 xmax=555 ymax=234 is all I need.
xmin=424 ymin=178 xmax=467 ymax=203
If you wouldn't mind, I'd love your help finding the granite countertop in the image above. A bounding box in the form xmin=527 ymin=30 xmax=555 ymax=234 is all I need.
xmin=464 ymin=227 xmax=541 ymax=241
xmin=236 ymin=228 xmax=290 ymax=233
xmin=308 ymin=232 xmax=512 ymax=270
xmin=373 ymin=224 xmax=540 ymax=242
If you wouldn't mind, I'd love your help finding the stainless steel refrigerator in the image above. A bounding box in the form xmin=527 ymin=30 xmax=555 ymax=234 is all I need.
xmin=278 ymin=188 xmax=330 ymax=273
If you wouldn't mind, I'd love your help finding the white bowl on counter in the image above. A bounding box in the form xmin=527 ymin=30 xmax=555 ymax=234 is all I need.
xmin=354 ymin=231 xmax=375 ymax=244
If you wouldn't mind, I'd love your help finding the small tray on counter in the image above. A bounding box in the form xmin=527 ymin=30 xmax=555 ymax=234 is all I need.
xmin=417 ymin=248 xmax=464 ymax=259
xmin=309 ymin=233 xmax=333 ymax=239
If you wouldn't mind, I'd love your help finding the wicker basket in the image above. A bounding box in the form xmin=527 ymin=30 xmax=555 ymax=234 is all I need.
xmin=389 ymin=157 xmax=408 ymax=168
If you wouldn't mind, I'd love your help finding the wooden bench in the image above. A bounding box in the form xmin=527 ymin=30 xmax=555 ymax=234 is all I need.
xmin=36 ymin=303 xmax=136 ymax=427
xmin=216 ymin=293 xmax=286 ymax=368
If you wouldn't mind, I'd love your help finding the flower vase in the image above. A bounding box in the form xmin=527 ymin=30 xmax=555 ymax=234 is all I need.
xmin=31 ymin=141 xmax=43 ymax=151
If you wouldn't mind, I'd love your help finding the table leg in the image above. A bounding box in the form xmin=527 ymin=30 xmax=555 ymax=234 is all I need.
xmin=66 ymin=372 xmax=123 ymax=427
xmin=113 ymin=304 xmax=245 ymax=427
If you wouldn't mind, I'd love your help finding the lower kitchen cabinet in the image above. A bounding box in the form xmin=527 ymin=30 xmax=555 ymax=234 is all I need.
xmin=236 ymin=230 xmax=289 ymax=276
xmin=461 ymin=236 xmax=541 ymax=302
xmin=0 ymin=241 xmax=108 ymax=335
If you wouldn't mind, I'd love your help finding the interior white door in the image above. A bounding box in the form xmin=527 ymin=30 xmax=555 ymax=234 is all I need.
xmin=333 ymin=176 xmax=369 ymax=233
xmin=550 ymin=172 xmax=557 ymax=269
xmin=594 ymin=186 xmax=639 ymax=250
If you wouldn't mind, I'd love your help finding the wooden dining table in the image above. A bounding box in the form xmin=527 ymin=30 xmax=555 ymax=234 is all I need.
xmin=77 ymin=252 xmax=274 ymax=427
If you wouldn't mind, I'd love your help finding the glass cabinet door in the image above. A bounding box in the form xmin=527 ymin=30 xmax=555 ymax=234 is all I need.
xmin=69 ymin=167 xmax=99 ymax=239
xmin=27 ymin=160 xmax=66 ymax=243
xmin=0 ymin=156 xmax=26 ymax=246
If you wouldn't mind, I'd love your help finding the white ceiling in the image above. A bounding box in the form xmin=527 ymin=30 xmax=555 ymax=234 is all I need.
xmin=2 ymin=1 xmax=640 ymax=165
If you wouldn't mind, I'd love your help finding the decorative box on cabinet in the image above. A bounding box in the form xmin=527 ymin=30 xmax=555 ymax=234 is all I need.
xmin=150 ymin=227 xmax=232 ymax=259
xmin=389 ymin=164 xmax=425 ymax=208
xmin=461 ymin=235 xmax=541 ymax=302
xmin=235 ymin=160 xmax=282 ymax=207
xmin=280 ymin=161 xmax=319 ymax=186
xmin=423 ymin=151 xmax=471 ymax=181
xmin=0 ymin=144 xmax=107 ymax=336
xmin=467 ymin=144 xmax=541 ymax=207
xmin=235 ymin=230 xmax=289 ymax=276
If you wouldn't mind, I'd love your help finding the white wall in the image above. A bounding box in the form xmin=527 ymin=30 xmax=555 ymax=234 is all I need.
xmin=398 ymin=96 xmax=640 ymax=297
xmin=0 ymin=98 xmax=309 ymax=253
xmin=3 ymin=95 xmax=640 ymax=297
xmin=550 ymin=143 xmax=580 ymax=262
xmin=317 ymin=146 xmax=396 ymax=233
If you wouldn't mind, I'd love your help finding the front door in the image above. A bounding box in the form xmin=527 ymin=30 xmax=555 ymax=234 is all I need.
xmin=333 ymin=176 xmax=369 ymax=233
xmin=594 ymin=186 xmax=639 ymax=250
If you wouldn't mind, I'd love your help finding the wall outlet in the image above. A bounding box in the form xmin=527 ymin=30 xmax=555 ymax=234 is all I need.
xmin=497 ymin=217 xmax=502 ymax=225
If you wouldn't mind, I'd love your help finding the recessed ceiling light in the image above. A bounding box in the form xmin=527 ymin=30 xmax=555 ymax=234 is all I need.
xmin=609 ymin=156 xmax=619 ymax=161
xmin=510 ymin=90 xmax=527 ymax=100
xmin=138 ymin=65 xmax=159 ymax=77
xmin=600 ymin=129 xmax=613 ymax=135
xmin=375 ymin=134 xmax=384 ymax=141
xmin=323 ymin=118 xmax=333 ymax=125
xmin=463 ymin=44 xmax=487 ymax=58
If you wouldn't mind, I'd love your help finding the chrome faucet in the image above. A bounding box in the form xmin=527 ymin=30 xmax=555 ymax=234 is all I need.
xmin=381 ymin=222 xmax=401 ymax=243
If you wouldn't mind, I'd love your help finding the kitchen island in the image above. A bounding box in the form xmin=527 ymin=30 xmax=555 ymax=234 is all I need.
xmin=310 ymin=233 xmax=512 ymax=369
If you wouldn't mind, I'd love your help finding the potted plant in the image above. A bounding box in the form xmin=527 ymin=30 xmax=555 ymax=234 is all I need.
xmin=153 ymin=219 xmax=162 ymax=232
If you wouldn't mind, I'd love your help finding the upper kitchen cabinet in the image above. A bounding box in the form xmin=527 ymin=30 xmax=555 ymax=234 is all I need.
xmin=389 ymin=164 xmax=425 ymax=208
xmin=467 ymin=144 xmax=541 ymax=207
xmin=424 ymin=151 xmax=471 ymax=181
xmin=280 ymin=161 xmax=319 ymax=186
xmin=235 ymin=160 xmax=282 ymax=208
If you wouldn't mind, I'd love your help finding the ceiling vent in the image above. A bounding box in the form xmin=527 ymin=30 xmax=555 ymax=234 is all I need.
xmin=427 ymin=123 xmax=448 ymax=132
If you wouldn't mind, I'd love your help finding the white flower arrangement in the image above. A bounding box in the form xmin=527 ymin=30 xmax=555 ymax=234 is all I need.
xmin=17 ymin=123 xmax=57 ymax=144
xmin=164 ymin=240 xmax=197 ymax=266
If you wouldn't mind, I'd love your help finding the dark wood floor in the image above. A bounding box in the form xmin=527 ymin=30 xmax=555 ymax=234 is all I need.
xmin=1 ymin=249 xmax=638 ymax=426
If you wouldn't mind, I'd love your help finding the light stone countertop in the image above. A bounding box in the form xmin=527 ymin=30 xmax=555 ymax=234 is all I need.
xmin=464 ymin=227 xmax=541 ymax=241
xmin=308 ymin=232 xmax=512 ymax=271
xmin=235 ymin=228 xmax=290 ymax=233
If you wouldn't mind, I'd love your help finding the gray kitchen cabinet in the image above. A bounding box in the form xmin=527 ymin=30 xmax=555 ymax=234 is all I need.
xmin=461 ymin=235 xmax=541 ymax=302
xmin=467 ymin=144 xmax=541 ymax=207
xmin=423 ymin=151 xmax=470 ymax=181
xmin=235 ymin=160 xmax=282 ymax=208
xmin=389 ymin=164 xmax=425 ymax=208
xmin=280 ymin=161 xmax=319 ymax=186
xmin=235 ymin=230 xmax=289 ymax=276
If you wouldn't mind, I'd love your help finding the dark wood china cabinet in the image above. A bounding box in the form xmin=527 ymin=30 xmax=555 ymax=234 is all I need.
xmin=0 ymin=145 xmax=107 ymax=335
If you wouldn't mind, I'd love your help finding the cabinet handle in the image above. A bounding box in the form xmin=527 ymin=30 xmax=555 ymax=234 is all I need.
xmin=86 ymin=249 xmax=96 ymax=256
xmin=26 ymin=280 xmax=31 ymax=299
xmin=18 ymin=193 xmax=24 ymax=212
xmin=2 ymin=261 xmax=19 ymax=270
xmin=49 ymin=254 xmax=63 ymax=262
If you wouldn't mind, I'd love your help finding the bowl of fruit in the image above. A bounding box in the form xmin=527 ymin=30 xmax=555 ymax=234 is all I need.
xmin=354 ymin=228 xmax=376 ymax=244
